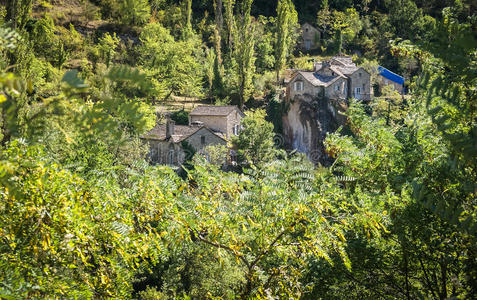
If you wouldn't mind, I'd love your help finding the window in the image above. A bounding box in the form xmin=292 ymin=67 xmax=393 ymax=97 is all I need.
xmin=294 ymin=81 xmax=304 ymax=91
xmin=335 ymin=84 xmax=340 ymax=91
xmin=168 ymin=150 xmax=174 ymax=164
xmin=359 ymin=72 xmax=362 ymax=77
xmin=356 ymin=87 xmax=361 ymax=94
xmin=233 ymin=124 xmax=240 ymax=136
xmin=201 ymin=135 xmax=205 ymax=145
xmin=305 ymin=27 xmax=309 ymax=32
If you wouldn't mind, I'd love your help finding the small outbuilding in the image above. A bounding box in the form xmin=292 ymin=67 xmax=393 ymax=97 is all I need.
xmin=377 ymin=66 xmax=405 ymax=95
xmin=300 ymin=23 xmax=321 ymax=51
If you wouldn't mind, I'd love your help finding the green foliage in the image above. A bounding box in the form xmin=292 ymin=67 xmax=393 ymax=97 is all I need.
xmin=195 ymin=143 xmax=229 ymax=166
xmin=120 ymin=0 xmax=151 ymax=26
xmin=0 ymin=140 xmax=173 ymax=298
xmin=231 ymin=109 xmax=276 ymax=166
xmin=5 ymin=0 xmax=33 ymax=29
xmin=178 ymin=153 xmax=363 ymax=297
xmin=138 ymin=23 xmax=204 ymax=100
xmin=97 ymin=32 xmax=120 ymax=67
xmin=170 ymin=109 xmax=189 ymax=125
xmin=1 ymin=1 xmax=476 ymax=299
xmin=0 ymin=25 xmax=22 ymax=50
xmin=275 ymin=0 xmax=298 ymax=81
xmin=234 ymin=0 xmax=256 ymax=108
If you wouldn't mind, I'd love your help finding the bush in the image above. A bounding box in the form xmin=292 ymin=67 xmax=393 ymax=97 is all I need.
xmin=170 ymin=109 xmax=189 ymax=125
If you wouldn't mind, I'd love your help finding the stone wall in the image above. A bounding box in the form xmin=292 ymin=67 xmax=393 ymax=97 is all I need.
xmin=186 ymin=127 xmax=227 ymax=152
xmin=146 ymin=140 xmax=184 ymax=165
xmin=324 ymin=78 xmax=347 ymax=99
xmin=348 ymin=68 xmax=371 ymax=100
xmin=378 ymin=75 xmax=404 ymax=94
xmin=288 ymin=73 xmax=321 ymax=100
xmin=190 ymin=115 xmax=228 ymax=136
xmin=190 ymin=113 xmax=242 ymax=140
xmin=146 ymin=128 xmax=226 ymax=166
xmin=226 ymin=110 xmax=242 ymax=138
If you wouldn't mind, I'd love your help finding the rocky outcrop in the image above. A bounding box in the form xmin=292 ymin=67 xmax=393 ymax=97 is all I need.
xmin=282 ymin=94 xmax=347 ymax=166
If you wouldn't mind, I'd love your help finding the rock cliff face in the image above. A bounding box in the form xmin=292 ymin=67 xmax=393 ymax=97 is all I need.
xmin=282 ymin=94 xmax=347 ymax=166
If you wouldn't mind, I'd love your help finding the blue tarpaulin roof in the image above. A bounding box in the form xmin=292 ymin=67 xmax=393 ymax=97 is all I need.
xmin=378 ymin=66 xmax=405 ymax=85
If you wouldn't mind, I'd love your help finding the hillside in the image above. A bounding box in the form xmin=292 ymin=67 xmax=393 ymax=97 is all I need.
xmin=0 ymin=0 xmax=476 ymax=299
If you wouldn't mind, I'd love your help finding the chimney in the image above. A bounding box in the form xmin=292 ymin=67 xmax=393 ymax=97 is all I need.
xmin=166 ymin=118 xmax=175 ymax=139
xmin=313 ymin=61 xmax=322 ymax=72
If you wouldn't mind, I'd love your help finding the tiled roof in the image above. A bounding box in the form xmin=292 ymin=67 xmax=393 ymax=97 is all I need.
xmin=331 ymin=56 xmax=354 ymax=67
xmin=142 ymin=124 xmax=202 ymax=142
xmin=142 ymin=124 xmax=227 ymax=143
xmin=330 ymin=64 xmax=358 ymax=75
xmin=296 ymin=71 xmax=343 ymax=87
xmin=190 ymin=105 xmax=244 ymax=117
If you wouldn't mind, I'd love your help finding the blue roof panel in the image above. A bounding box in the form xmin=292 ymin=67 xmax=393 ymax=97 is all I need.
xmin=378 ymin=66 xmax=405 ymax=85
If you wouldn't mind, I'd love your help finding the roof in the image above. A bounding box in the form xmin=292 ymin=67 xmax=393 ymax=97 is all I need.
xmin=330 ymin=56 xmax=354 ymax=67
xmin=142 ymin=124 xmax=227 ymax=143
xmin=331 ymin=64 xmax=359 ymax=75
xmin=294 ymin=71 xmax=344 ymax=87
xmin=142 ymin=124 xmax=200 ymax=142
xmin=378 ymin=66 xmax=405 ymax=85
xmin=190 ymin=105 xmax=245 ymax=117
xmin=301 ymin=23 xmax=321 ymax=32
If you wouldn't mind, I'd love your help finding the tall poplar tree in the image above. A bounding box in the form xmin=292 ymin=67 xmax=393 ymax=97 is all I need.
xmin=182 ymin=0 xmax=193 ymax=39
xmin=275 ymin=0 xmax=298 ymax=83
xmin=224 ymin=0 xmax=236 ymax=54
xmin=235 ymin=0 xmax=255 ymax=108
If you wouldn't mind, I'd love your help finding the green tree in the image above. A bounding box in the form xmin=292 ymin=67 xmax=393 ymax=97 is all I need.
xmin=5 ymin=0 xmax=33 ymax=29
xmin=331 ymin=8 xmax=362 ymax=54
xmin=234 ymin=0 xmax=255 ymax=108
xmin=138 ymin=23 xmax=203 ymax=100
xmin=120 ymin=0 xmax=150 ymax=26
xmin=97 ymin=32 xmax=120 ymax=67
xmin=181 ymin=0 xmax=193 ymax=40
xmin=275 ymin=0 xmax=298 ymax=82
xmin=231 ymin=109 xmax=276 ymax=166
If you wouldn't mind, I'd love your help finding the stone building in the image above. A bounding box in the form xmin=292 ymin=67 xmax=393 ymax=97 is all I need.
xmin=283 ymin=56 xmax=371 ymax=165
xmin=377 ymin=66 xmax=405 ymax=95
xmin=287 ymin=56 xmax=371 ymax=101
xmin=142 ymin=105 xmax=244 ymax=166
xmin=189 ymin=105 xmax=245 ymax=140
xmin=300 ymin=23 xmax=321 ymax=51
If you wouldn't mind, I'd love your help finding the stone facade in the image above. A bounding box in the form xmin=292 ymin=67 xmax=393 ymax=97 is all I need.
xmin=300 ymin=23 xmax=321 ymax=51
xmin=189 ymin=105 xmax=244 ymax=139
xmin=378 ymin=75 xmax=404 ymax=94
xmin=287 ymin=56 xmax=371 ymax=102
xmin=348 ymin=68 xmax=371 ymax=100
xmin=142 ymin=105 xmax=244 ymax=167
xmin=145 ymin=125 xmax=226 ymax=165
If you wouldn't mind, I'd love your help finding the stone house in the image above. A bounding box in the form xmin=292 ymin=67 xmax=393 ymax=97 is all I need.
xmin=142 ymin=105 xmax=244 ymax=166
xmin=189 ymin=105 xmax=245 ymax=140
xmin=283 ymin=56 xmax=371 ymax=165
xmin=300 ymin=23 xmax=321 ymax=51
xmin=287 ymin=55 xmax=371 ymax=101
xmin=377 ymin=66 xmax=405 ymax=95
